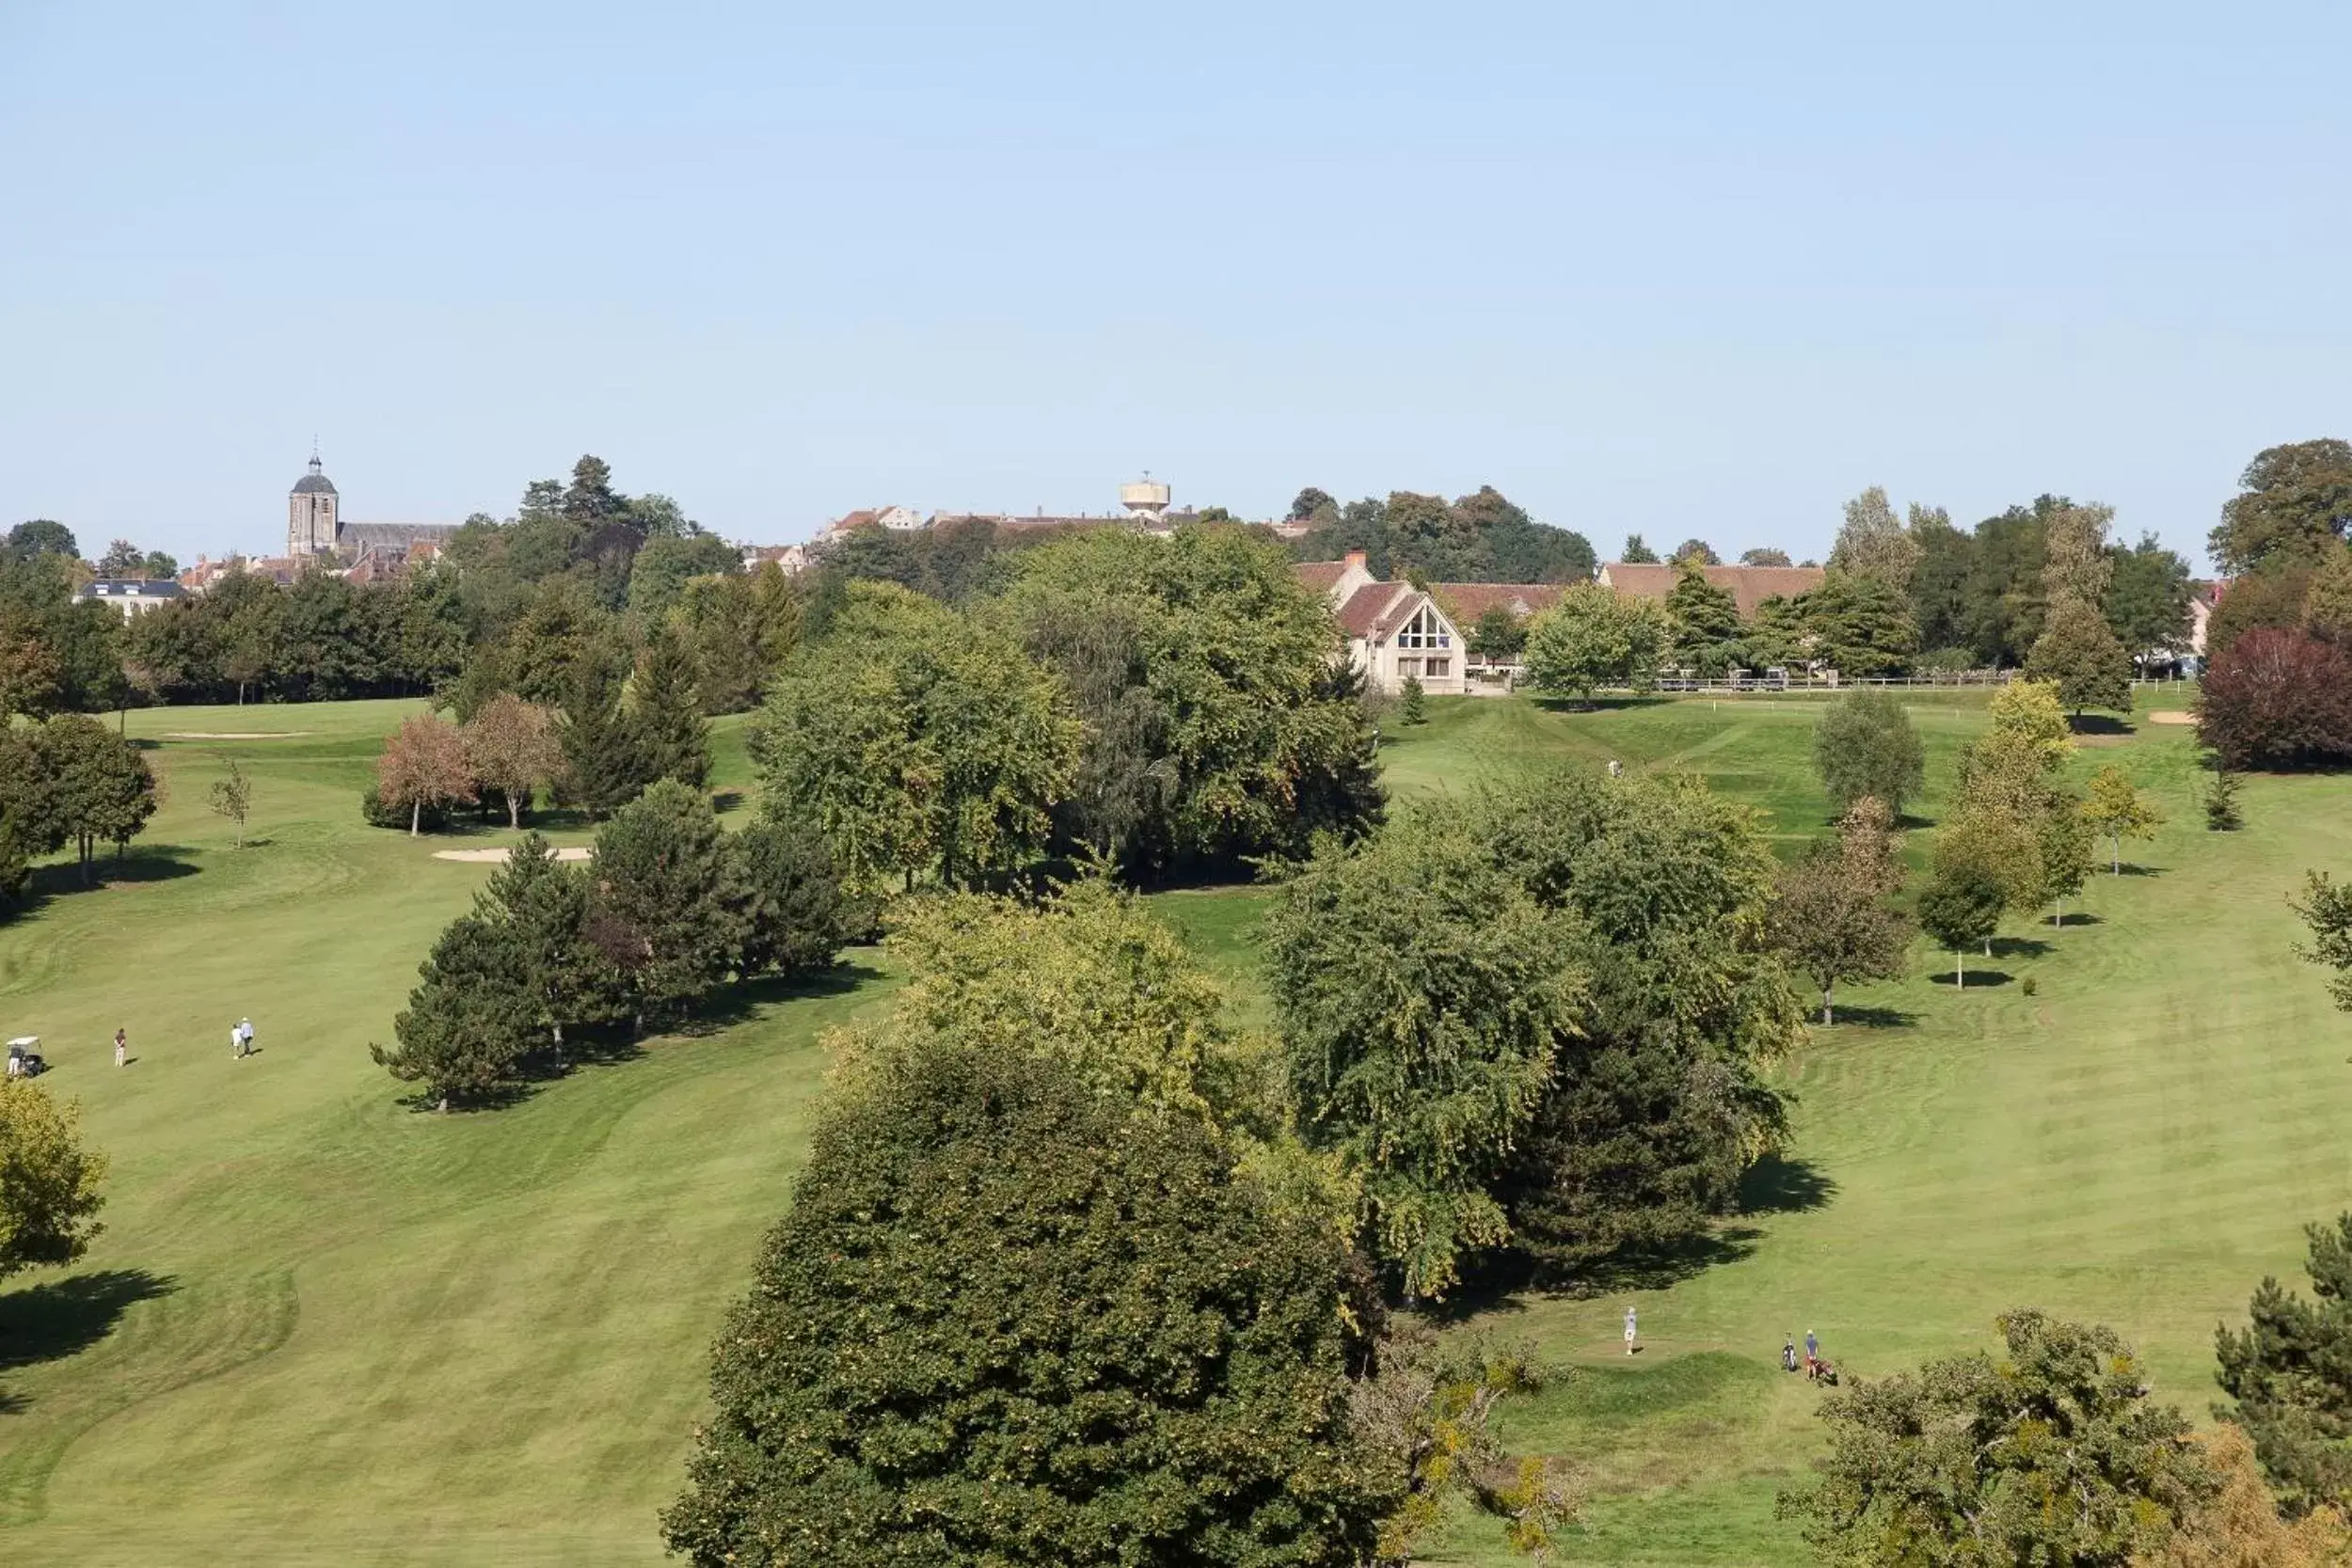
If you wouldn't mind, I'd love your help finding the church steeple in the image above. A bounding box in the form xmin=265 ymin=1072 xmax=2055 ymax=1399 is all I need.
xmin=289 ymin=447 xmax=341 ymax=556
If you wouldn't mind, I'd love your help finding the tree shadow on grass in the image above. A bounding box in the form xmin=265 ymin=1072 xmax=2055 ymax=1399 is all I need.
xmin=1990 ymin=935 xmax=2053 ymax=960
xmin=2046 ymin=911 xmax=2105 ymax=928
xmin=2069 ymin=714 xmax=2137 ymax=736
xmin=1930 ymin=969 xmax=2016 ymax=988
xmin=24 ymin=847 xmax=201 ymax=902
xmin=2113 ymin=863 xmax=2165 ymax=878
xmin=1432 ymin=1164 xmax=1839 ymax=1315
xmin=1826 ymin=1004 xmax=1917 ymax=1029
xmin=1537 ymin=1227 xmax=1772 ymax=1303
xmin=1529 ymin=694 xmax=1675 ymax=716
xmin=675 ymin=961 xmax=883 ymax=1037
xmin=1740 ymin=1154 xmax=1839 ymax=1215
xmin=0 ymin=1269 xmax=176 ymax=1378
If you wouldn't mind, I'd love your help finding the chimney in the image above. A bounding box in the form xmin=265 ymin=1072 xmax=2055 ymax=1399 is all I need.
xmin=1343 ymin=549 xmax=1368 ymax=571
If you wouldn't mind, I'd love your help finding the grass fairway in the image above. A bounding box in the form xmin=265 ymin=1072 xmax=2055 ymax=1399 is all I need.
xmin=0 ymin=701 xmax=876 ymax=1565
xmin=4 ymin=684 xmax=2349 ymax=1565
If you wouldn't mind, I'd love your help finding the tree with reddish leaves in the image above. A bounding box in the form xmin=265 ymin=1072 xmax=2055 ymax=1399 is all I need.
xmin=376 ymin=714 xmax=477 ymax=836
xmin=2196 ymin=627 xmax=2352 ymax=769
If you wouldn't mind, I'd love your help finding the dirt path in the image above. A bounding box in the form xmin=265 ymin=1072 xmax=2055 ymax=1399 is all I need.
xmin=2148 ymin=711 xmax=2195 ymax=725
xmin=431 ymin=847 xmax=594 ymax=863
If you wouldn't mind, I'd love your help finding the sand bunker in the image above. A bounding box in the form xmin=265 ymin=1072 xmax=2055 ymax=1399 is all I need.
xmin=2148 ymin=711 xmax=2195 ymax=725
xmin=165 ymin=731 xmax=314 ymax=739
xmin=431 ymin=846 xmax=594 ymax=863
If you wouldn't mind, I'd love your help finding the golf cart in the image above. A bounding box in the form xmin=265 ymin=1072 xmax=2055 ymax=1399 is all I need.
xmin=6 ymin=1037 xmax=44 ymax=1078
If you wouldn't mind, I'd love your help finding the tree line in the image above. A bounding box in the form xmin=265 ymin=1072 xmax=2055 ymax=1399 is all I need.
xmin=371 ymin=793 xmax=856 ymax=1109
xmin=1514 ymin=488 xmax=2177 ymax=703
xmin=1 ymin=458 xmax=787 ymax=717
xmin=0 ymin=714 xmax=159 ymax=917
xmin=1284 ymin=484 xmax=1599 ymax=584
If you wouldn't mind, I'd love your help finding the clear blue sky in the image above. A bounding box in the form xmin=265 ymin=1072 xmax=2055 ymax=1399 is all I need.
xmin=5 ymin=3 xmax=2345 ymax=567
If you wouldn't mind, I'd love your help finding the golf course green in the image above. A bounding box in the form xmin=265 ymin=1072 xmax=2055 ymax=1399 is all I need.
xmin=3 ymin=686 xmax=2347 ymax=1566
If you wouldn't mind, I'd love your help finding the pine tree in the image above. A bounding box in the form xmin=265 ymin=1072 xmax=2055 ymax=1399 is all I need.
xmin=557 ymin=646 xmax=653 ymax=818
xmin=725 ymin=820 xmax=854 ymax=979
xmin=2206 ymin=765 xmax=2244 ymax=831
xmin=2216 ymin=1212 xmax=2352 ymax=1515
xmin=631 ymin=626 xmax=710 ymax=788
xmin=476 ymin=832 xmax=608 ymax=1054
xmin=1398 ymin=674 xmax=1426 ymax=724
xmin=369 ymin=913 xmax=538 ymax=1109
xmin=585 ymin=780 xmax=739 ymax=1030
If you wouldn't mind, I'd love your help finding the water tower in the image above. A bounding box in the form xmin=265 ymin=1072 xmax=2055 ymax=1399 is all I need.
xmin=1119 ymin=471 xmax=1172 ymax=521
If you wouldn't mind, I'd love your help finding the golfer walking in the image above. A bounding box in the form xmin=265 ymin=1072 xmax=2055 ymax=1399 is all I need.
xmin=238 ymin=1018 xmax=254 ymax=1057
xmin=115 ymin=1028 xmax=127 ymax=1069
xmin=1624 ymin=1306 xmax=1639 ymax=1355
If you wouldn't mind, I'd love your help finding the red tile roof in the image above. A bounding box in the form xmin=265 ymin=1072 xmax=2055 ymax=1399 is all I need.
xmin=1336 ymin=582 xmax=1417 ymax=640
xmin=1429 ymin=582 xmax=1568 ymax=624
xmin=1602 ymin=562 xmax=1825 ymax=620
xmin=1295 ymin=560 xmax=1351 ymax=594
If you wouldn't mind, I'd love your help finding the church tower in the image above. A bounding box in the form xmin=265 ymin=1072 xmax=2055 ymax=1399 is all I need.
xmin=288 ymin=450 xmax=340 ymax=556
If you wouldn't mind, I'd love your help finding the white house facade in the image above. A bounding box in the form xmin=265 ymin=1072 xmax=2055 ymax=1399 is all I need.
xmin=1295 ymin=551 xmax=1467 ymax=696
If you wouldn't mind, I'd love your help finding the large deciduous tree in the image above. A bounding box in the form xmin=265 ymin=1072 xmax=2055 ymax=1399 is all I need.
xmin=34 ymin=713 xmax=158 ymax=879
xmin=2153 ymin=1423 xmax=2352 ymax=1566
xmin=1476 ymin=769 xmax=1802 ymax=1283
xmin=2216 ymin=1211 xmax=2352 ymax=1517
xmin=0 ymin=1078 xmax=108 ymax=1279
xmin=1916 ymin=865 xmax=2004 ymax=987
xmin=1264 ymin=816 xmax=1581 ymax=1299
xmin=661 ymin=1036 xmax=1394 ymax=1568
xmin=5 ymin=519 xmax=78 ymax=562
xmin=1781 ymin=1309 xmax=2213 ymax=1564
xmin=375 ymin=713 xmax=476 ymax=837
xmin=853 ymin=877 xmax=1263 ymax=1128
xmin=2197 ymin=628 xmax=2352 ymax=769
xmin=2210 ymin=439 xmax=2352 ymax=575
xmin=1797 ymin=571 xmax=1921 ymax=675
xmin=2106 ymin=532 xmax=2195 ymax=670
xmin=1771 ymin=798 xmax=1912 ymax=1024
xmin=1813 ymin=690 xmax=1925 ymax=818
xmin=753 ymin=580 xmax=1079 ymax=892
xmin=461 ymin=693 xmax=561 ymax=829
xmin=2026 ymin=594 xmax=2134 ymax=715
xmin=1827 ymin=485 xmax=1922 ymax=588
xmin=1522 ymin=583 xmax=1669 ymax=702
xmin=993 ymin=527 xmax=1382 ymax=877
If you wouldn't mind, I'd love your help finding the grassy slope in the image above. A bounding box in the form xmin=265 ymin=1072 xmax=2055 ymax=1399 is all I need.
xmin=1370 ymin=690 xmax=2352 ymax=1563
xmin=3 ymin=685 xmax=2348 ymax=1565
xmin=0 ymin=702 xmax=879 ymax=1565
